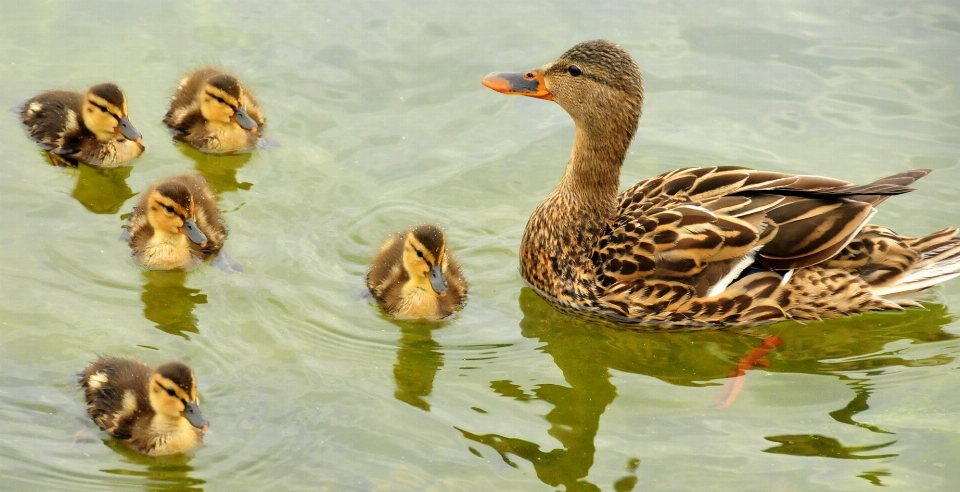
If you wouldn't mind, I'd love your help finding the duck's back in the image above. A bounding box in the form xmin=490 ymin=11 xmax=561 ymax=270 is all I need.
xmin=367 ymin=233 xmax=407 ymax=309
xmin=79 ymin=357 xmax=152 ymax=439
xmin=20 ymin=91 xmax=87 ymax=151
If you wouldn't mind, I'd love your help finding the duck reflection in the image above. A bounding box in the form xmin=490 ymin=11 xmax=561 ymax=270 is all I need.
xmin=459 ymin=288 xmax=956 ymax=491
xmin=70 ymin=163 xmax=135 ymax=215
xmin=176 ymin=142 xmax=253 ymax=194
xmin=140 ymin=270 xmax=207 ymax=339
xmin=101 ymin=438 xmax=205 ymax=491
xmin=392 ymin=321 xmax=444 ymax=411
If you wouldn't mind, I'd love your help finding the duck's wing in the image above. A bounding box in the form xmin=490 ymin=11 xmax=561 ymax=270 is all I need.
xmin=594 ymin=166 xmax=929 ymax=299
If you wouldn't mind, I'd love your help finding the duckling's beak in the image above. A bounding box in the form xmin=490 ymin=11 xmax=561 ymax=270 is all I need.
xmin=429 ymin=265 xmax=448 ymax=297
xmin=180 ymin=218 xmax=208 ymax=247
xmin=116 ymin=116 xmax=143 ymax=143
xmin=482 ymin=70 xmax=552 ymax=100
xmin=184 ymin=401 xmax=209 ymax=431
xmin=232 ymin=107 xmax=258 ymax=132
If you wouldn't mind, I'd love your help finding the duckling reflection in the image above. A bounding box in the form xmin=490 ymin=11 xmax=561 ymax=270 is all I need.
xmin=392 ymin=322 xmax=444 ymax=411
xmin=70 ymin=163 xmax=134 ymax=214
xmin=100 ymin=440 xmax=206 ymax=491
xmin=176 ymin=142 xmax=253 ymax=194
xmin=141 ymin=270 xmax=207 ymax=338
xmin=457 ymin=289 xmax=957 ymax=490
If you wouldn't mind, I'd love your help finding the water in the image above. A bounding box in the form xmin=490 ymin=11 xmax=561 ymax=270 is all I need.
xmin=2 ymin=1 xmax=959 ymax=490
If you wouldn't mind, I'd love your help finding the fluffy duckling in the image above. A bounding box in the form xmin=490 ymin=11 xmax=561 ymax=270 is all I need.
xmin=19 ymin=83 xmax=144 ymax=167
xmin=79 ymin=357 xmax=209 ymax=456
xmin=367 ymin=224 xmax=468 ymax=319
xmin=163 ymin=67 xmax=265 ymax=153
xmin=127 ymin=174 xmax=226 ymax=270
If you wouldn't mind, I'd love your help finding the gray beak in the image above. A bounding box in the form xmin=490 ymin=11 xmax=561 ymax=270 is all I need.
xmin=182 ymin=218 xmax=208 ymax=245
xmin=184 ymin=401 xmax=209 ymax=430
xmin=117 ymin=116 xmax=142 ymax=142
xmin=233 ymin=107 xmax=258 ymax=131
xmin=429 ymin=265 xmax=448 ymax=296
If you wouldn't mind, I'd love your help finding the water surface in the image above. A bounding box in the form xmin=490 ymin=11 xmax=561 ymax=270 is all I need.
xmin=2 ymin=1 xmax=959 ymax=490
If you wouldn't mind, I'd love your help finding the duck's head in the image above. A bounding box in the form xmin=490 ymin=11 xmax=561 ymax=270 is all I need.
xmin=402 ymin=224 xmax=450 ymax=297
xmin=198 ymin=74 xmax=258 ymax=132
xmin=148 ymin=362 xmax=209 ymax=431
xmin=81 ymin=83 xmax=142 ymax=143
xmin=146 ymin=181 xmax=208 ymax=247
xmin=482 ymin=39 xmax=644 ymax=135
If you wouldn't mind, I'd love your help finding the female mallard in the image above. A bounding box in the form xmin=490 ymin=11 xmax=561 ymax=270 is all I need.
xmin=163 ymin=67 xmax=265 ymax=153
xmin=482 ymin=40 xmax=960 ymax=326
xmin=367 ymin=224 xmax=468 ymax=319
xmin=79 ymin=357 xmax=208 ymax=456
xmin=127 ymin=174 xmax=226 ymax=270
xmin=19 ymin=83 xmax=143 ymax=167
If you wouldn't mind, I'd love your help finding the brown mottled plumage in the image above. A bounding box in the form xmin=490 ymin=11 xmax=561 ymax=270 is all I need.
xmin=78 ymin=357 xmax=208 ymax=456
xmin=367 ymin=224 xmax=468 ymax=319
xmin=482 ymin=39 xmax=960 ymax=326
xmin=127 ymin=174 xmax=227 ymax=269
xmin=163 ymin=67 xmax=266 ymax=154
xmin=19 ymin=83 xmax=144 ymax=167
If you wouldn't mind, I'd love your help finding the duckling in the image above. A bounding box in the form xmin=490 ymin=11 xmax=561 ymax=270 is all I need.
xmin=127 ymin=174 xmax=227 ymax=270
xmin=482 ymin=40 xmax=960 ymax=325
xmin=78 ymin=357 xmax=209 ymax=456
xmin=367 ymin=224 xmax=468 ymax=319
xmin=163 ymin=67 xmax=265 ymax=154
xmin=19 ymin=83 xmax=144 ymax=167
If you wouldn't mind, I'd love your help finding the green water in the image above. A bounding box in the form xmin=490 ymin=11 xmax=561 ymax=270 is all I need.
xmin=2 ymin=1 xmax=959 ymax=490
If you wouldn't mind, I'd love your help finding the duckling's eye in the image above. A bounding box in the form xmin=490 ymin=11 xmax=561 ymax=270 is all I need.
xmin=165 ymin=388 xmax=176 ymax=397
xmin=164 ymin=205 xmax=175 ymax=214
xmin=415 ymin=249 xmax=424 ymax=259
xmin=567 ymin=65 xmax=582 ymax=77
xmin=214 ymin=96 xmax=226 ymax=104
xmin=95 ymin=104 xmax=108 ymax=113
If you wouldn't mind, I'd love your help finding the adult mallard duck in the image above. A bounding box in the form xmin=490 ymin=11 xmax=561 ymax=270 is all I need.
xmin=163 ymin=67 xmax=265 ymax=154
xmin=482 ymin=39 xmax=960 ymax=326
xmin=19 ymin=83 xmax=144 ymax=168
xmin=79 ymin=357 xmax=209 ymax=456
xmin=367 ymin=224 xmax=468 ymax=319
xmin=127 ymin=174 xmax=227 ymax=270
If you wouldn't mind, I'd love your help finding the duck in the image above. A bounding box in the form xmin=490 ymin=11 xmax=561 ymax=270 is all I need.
xmin=126 ymin=173 xmax=227 ymax=270
xmin=482 ymin=39 xmax=960 ymax=326
xmin=163 ymin=67 xmax=265 ymax=154
xmin=78 ymin=356 xmax=209 ymax=456
xmin=19 ymin=83 xmax=144 ymax=168
xmin=367 ymin=224 xmax=468 ymax=319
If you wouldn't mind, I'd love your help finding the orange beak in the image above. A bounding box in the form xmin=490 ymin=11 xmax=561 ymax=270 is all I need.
xmin=482 ymin=70 xmax=553 ymax=100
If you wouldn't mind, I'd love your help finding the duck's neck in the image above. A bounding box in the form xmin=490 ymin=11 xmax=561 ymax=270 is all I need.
xmin=520 ymin=117 xmax=637 ymax=298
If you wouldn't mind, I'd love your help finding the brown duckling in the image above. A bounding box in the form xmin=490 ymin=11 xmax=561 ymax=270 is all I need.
xmin=127 ymin=174 xmax=227 ymax=270
xmin=163 ymin=67 xmax=265 ymax=153
xmin=79 ymin=357 xmax=208 ymax=456
xmin=367 ymin=224 xmax=468 ymax=319
xmin=19 ymin=83 xmax=144 ymax=167
xmin=482 ymin=39 xmax=960 ymax=325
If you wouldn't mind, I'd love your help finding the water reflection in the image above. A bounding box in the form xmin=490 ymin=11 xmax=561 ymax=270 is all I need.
xmin=176 ymin=143 xmax=253 ymax=194
xmin=141 ymin=270 xmax=207 ymax=339
xmin=70 ymin=163 xmax=135 ymax=215
xmin=392 ymin=321 xmax=444 ymax=411
xmin=101 ymin=438 xmax=205 ymax=491
xmin=459 ymin=289 xmax=956 ymax=491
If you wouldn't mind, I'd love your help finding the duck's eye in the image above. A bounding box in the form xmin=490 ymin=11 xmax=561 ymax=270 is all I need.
xmin=567 ymin=65 xmax=582 ymax=77
xmin=95 ymin=104 xmax=108 ymax=113
xmin=415 ymin=249 xmax=424 ymax=259
xmin=165 ymin=388 xmax=176 ymax=397
xmin=164 ymin=205 xmax=175 ymax=214
xmin=215 ymin=96 xmax=226 ymax=104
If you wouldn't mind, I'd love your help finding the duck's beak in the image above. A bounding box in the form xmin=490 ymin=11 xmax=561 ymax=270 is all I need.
xmin=183 ymin=401 xmax=209 ymax=431
xmin=180 ymin=218 xmax=208 ymax=247
xmin=116 ymin=116 xmax=142 ymax=143
xmin=482 ymin=70 xmax=552 ymax=100
xmin=429 ymin=265 xmax=448 ymax=297
xmin=232 ymin=107 xmax=258 ymax=132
